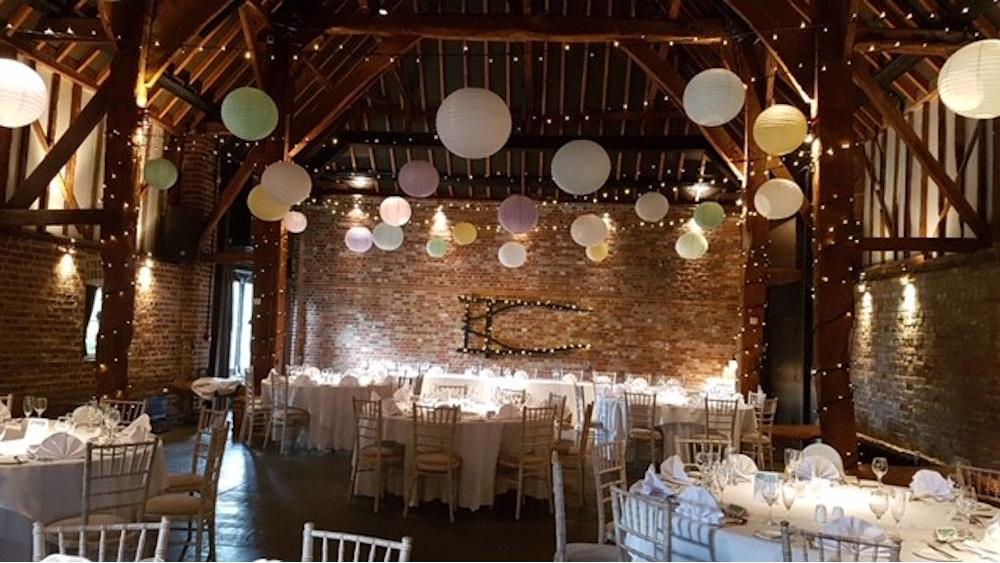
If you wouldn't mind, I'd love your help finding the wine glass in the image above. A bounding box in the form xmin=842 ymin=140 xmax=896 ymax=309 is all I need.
xmin=761 ymin=477 xmax=780 ymax=526
xmin=890 ymin=488 xmax=909 ymax=528
xmin=33 ymin=397 xmax=47 ymax=418
xmin=955 ymin=485 xmax=978 ymax=532
xmin=872 ymin=457 xmax=889 ymax=485
xmin=869 ymin=488 xmax=889 ymax=521
xmin=22 ymin=396 xmax=34 ymax=419
xmin=781 ymin=476 xmax=797 ymax=514
xmin=784 ymin=448 xmax=802 ymax=478
xmin=103 ymin=408 xmax=121 ymax=441
xmin=695 ymin=452 xmax=711 ymax=476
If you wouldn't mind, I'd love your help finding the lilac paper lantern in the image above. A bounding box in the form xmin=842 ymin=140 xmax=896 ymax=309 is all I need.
xmin=345 ymin=226 xmax=373 ymax=253
xmin=398 ymin=160 xmax=439 ymax=198
xmin=498 ymin=194 xmax=538 ymax=235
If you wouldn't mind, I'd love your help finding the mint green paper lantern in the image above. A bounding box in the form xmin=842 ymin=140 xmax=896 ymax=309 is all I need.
xmin=143 ymin=158 xmax=178 ymax=190
xmin=693 ymin=201 xmax=725 ymax=231
xmin=426 ymin=237 xmax=448 ymax=258
xmin=221 ymin=87 xmax=278 ymax=141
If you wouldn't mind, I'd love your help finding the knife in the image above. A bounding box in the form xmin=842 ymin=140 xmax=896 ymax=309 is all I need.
xmin=925 ymin=542 xmax=960 ymax=561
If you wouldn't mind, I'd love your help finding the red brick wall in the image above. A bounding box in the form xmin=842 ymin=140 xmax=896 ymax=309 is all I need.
xmin=288 ymin=196 xmax=742 ymax=383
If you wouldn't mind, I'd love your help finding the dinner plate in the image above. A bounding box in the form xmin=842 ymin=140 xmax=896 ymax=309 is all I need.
xmin=752 ymin=529 xmax=782 ymax=542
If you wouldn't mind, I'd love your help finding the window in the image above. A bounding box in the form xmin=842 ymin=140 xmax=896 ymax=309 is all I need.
xmin=83 ymin=284 xmax=102 ymax=358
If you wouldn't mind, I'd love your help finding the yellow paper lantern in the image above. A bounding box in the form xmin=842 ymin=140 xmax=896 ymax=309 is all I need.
xmin=586 ymin=242 xmax=609 ymax=263
xmin=453 ymin=222 xmax=478 ymax=245
xmin=247 ymin=185 xmax=289 ymax=221
xmin=753 ymin=104 xmax=808 ymax=156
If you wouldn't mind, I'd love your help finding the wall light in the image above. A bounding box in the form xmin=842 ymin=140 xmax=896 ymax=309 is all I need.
xmin=431 ymin=207 xmax=449 ymax=235
xmin=137 ymin=258 xmax=153 ymax=290
xmin=57 ymin=251 xmax=75 ymax=280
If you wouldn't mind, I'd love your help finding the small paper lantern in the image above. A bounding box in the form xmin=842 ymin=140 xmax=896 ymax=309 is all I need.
xmin=498 ymin=241 xmax=527 ymax=268
xmin=754 ymin=178 xmax=804 ymax=220
xmin=143 ymin=158 xmax=178 ymax=190
xmin=938 ymin=39 xmax=1000 ymax=119
xmin=398 ymin=160 xmax=440 ymax=198
xmin=282 ymin=211 xmax=308 ymax=233
xmin=675 ymin=231 xmax=709 ymax=260
xmin=635 ymin=191 xmax=670 ymax=223
xmin=586 ymin=242 xmax=609 ymax=263
xmin=693 ymin=202 xmax=725 ymax=231
xmin=452 ymin=222 xmax=478 ymax=245
xmin=550 ymin=140 xmax=611 ymax=196
xmin=379 ymin=196 xmax=412 ymax=227
xmin=753 ymin=104 xmax=809 ymax=156
xmin=345 ymin=226 xmax=373 ymax=253
xmin=436 ymin=87 xmax=512 ymax=159
xmin=261 ymin=161 xmax=312 ymax=205
xmin=498 ymin=194 xmax=538 ymax=234
xmin=682 ymin=69 xmax=745 ymax=127
xmin=426 ymin=237 xmax=448 ymax=258
xmin=570 ymin=214 xmax=608 ymax=247
xmin=247 ymin=185 xmax=289 ymax=221
xmin=372 ymin=223 xmax=404 ymax=251
xmin=221 ymin=87 xmax=278 ymax=141
xmin=0 ymin=59 xmax=47 ymax=128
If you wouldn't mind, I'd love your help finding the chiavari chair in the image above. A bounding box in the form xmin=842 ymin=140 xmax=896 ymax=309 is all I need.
xmin=301 ymin=523 xmax=412 ymax=562
xmin=497 ymin=405 xmax=556 ymax=519
xmin=348 ymin=397 xmax=404 ymax=513
xmin=404 ymin=405 xmax=461 ymax=522
xmin=589 ymin=439 xmax=627 ymax=544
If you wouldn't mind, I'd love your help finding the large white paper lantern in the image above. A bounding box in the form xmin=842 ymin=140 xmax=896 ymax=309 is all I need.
xmin=426 ymin=237 xmax=448 ymax=258
xmin=282 ymin=211 xmax=308 ymax=233
xmin=372 ymin=223 xmax=404 ymax=251
xmin=551 ymin=140 xmax=611 ymax=196
xmin=498 ymin=241 xmax=527 ymax=268
xmin=586 ymin=242 xmax=609 ymax=263
xmin=143 ymin=158 xmax=178 ymax=190
xmin=754 ymin=178 xmax=804 ymax=220
xmin=683 ymin=69 xmax=745 ymax=127
xmin=938 ymin=39 xmax=1000 ymax=119
xmin=675 ymin=231 xmax=709 ymax=260
xmin=247 ymin=185 xmax=289 ymax=221
xmin=379 ymin=196 xmax=412 ymax=227
xmin=635 ymin=191 xmax=670 ymax=223
xmin=0 ymin=59 xmax=47 ymax=128
xmin=693 ymin=201 xmax=725 ymax=231
xmin=435 ymin=87 xmax=512 ymax=159
xmin=221 ymin=87 xmax=278 ymax=141
xmin=345 ymin=226 xmax=373 ymax=253
xmin=753 ymin=104 xmax=808 ymax=156
xmin=570 ymin=214 xmax=608 ymax=247
xmin=261 ymin=161 xmax=312 ymax=205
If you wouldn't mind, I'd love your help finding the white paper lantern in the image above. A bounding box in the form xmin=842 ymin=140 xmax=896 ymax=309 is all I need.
xmin=0 ymin=59 xmax=47 ymax=128
xmin=675 ymin=231 xmax=709 ymax=260
xmin=586 ymin=242 xmax=609 ymax=263
xmin=282 ymin=211 xmax=308 ymax=233
xmin=634 ymin=191 xmax=670 ymax=223
xmin=498 ymin=241 xmax=527 ymax=268
xmin=683 ymin=68 xmax=745 ymax=127
xmin=753 ymin=104 xmax=808 ymax=156
xmin=372 ymin=223 xmax=404 ymax=251
xmin=938 ymin=39 xmax=1000 ymax=119
xmin=754 ymin=178 xmax=804 ymax=220
xmin=435 ymin=87 xmax=512 ymax=159
xmin=379 ymin=196 xmax=412 ymax=227
xmin=261 ymin=161 xmax=312 ymax=205
xmin=246 ymin=185 xmax=289 ymax=221
xmin=570 ymin=214 xmax=608 ymax=247
xmin=551 ymin=140 xmax=611 ymax=196
xmin=345 ymin=226 xmax=373 ymax=253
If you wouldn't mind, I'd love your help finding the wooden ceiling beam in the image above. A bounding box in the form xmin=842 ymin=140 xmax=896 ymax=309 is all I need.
xmin=143 ymin=0 xmax=240 ymax=88
xmin=859 ymin=237 xmax=983 ymax=252
xmin=0 ymin=208 xmax=103 ymax=226
xmin=238 ymin=4 xmax=266 ymax=88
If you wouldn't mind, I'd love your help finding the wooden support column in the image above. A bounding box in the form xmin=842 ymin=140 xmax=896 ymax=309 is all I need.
xmin=813 ymin=0 xmax=859 ymax=470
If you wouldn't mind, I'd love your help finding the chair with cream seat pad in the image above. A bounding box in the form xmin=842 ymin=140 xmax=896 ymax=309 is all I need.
xmin=590 ymin=439 xmax=628 ymax=544
xmin=496 ymin=405 xmax=556 ymax=520
xmin=348 ymin=397 xmax=404 ymax=513
xmin=403 ymin=405 xmax=461 ymax=523
xmin=165 ymin=407 xmax=227 ymax=495
xmin=32 ymin=517 xmax=172 ymax=562
xmin=551 ymin=452 xmax=618 ymax=562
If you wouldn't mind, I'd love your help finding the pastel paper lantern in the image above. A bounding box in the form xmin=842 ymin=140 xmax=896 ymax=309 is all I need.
xmin=634 ymin=191 xmax=670 ymax=223
xmin=426 ymin=237 xmax=448 ymax=258
xmin=754 ymin=178 xmax=804 ymax=220
xmin=938 ymin=39 xmax=1000 ymax=119
xmin=753 ymin=104 xmax=809 ymax=156
xmin=398 ymin=160 xmax=439 ymax=198
xmin=498 ymin=194 xmax=538 ymax=234
xmin=261 ymin=161 xmax=312 ymax=205
xmin=675 ymin=231 xmax=709 ymax=260
xmin=143 ymin=158 xmax=178 ymax=190
xmin=570 ymin=214 xmax=608 ymax=247
xmin=345 ymin=226 xmax=373 ymax=253
xmin=435 ymin=87 xmax=512 ymax=159
xmin=372 ymin=223 xmax=404 ymax=251
xmin=452 ymin=222 xmax=478 ymax=246
xmin=682 ymin=69 xmax=745 ymax=127
xmin=221 ymin=87 xmax=278 ymax=141
xmin=550 ymin=140 xmax=611 ymax=196
xmin=586 ymin=242 xmax=609 ymax=263
xmin=0 ymin=59 xmax=47 ymax=128
xmin=693 ymin=201 xmax=725 ymax=231
xmin=282 ymin=211 xmax=308 ymax=233
xmin=247 ymin=185 xmax=289 ymax=221
xmin=379 ymin=196 xmax=412 ymax=227
xmin=498 ymin=241 xmax=527 ymax=268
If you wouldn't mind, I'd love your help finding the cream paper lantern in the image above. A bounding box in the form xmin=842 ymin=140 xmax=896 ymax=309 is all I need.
xmin=634 ymin=191 xmax=670 ymax=223
xmin=247 ymin=185 xmax=289 ymax=221
xmin=0 ymin=59 xmax=47 ymax=128
xmin=754 ymin=178 xmax=804 ymax=220
xmin=143 ymin=158 xmax=178 ymax=190
xmin=693 ymin=201 xmax=725 ymax=231
xmin=452 ymin=222 xmax=478 ymax=246
xmin=682 ymin=69 xmax=745 ymax=127
xmin=675 ymin=231 xmax=709 ymax=260
xmin=379 ymin=196 xmax=412 ymax=227
xmin=753 ymin=104 xmax=809 ymax=156
xmin=345 ymin=226 xmax=374 ymax=253
xmin=221 ymin=87 xmax=278 ymax=141
xmin=426 ymin=237 xmax=448 ymax=258
xmin=435 ymin=87 xmax=512 ymax=159
xmin=261 ymin=161 xmax=312 ymax=206
xmin=586 ymin=242 xmax=609 ymax=263
xmin=938 ymin=39 xmax=1000 ymax=119
xmin=282 ymin=211 xmax=308 ymax=233
xmin=372 ymin=223 xmax=404 ymax=251
xmin=498 ymin=241 xmax=527 ymax=268
xmin=570 ymin=214 xmax=608 ymax=247
xmin=550 ymin=140 xmax=611 ymax=196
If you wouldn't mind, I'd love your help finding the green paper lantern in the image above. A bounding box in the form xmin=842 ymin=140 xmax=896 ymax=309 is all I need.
xmin=426 ymin=237 xmax=448 ymax=258
xmin=143 ymin=158 xmax=178 ymax=190
xmin=693 ymin=201 xmax=725 ymax=231
xmin=221 ymin=87 xmax=278 ymax=141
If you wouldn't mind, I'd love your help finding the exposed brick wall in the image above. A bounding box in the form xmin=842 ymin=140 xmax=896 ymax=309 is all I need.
xmin=852 ymin=248 xmax=1000 ymax=469
xmin=288 ymin=196 xmax=742 ymax=383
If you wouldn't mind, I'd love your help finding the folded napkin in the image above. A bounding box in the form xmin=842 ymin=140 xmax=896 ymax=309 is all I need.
xmin=820 ymin=517 xmax=888 ymax=558
xmin=29 ymin=432 xmax=85 ymax=461
xmin=660 ymin=455 xmax=693 ymax=483
xmin=116 ymin=414 xmax=151 ymax=443
xmin=640 ymin=464 xmax=673 ymax=498
xmin=291 ymin=374 xmax=317 ymax=386
xmin=630 ymin=377 xmax=649 ymax=389
xmin=304 ymin=366 xmax=321 ymax=378
xmin=71 ymin=405 xmax=104 ymax=427
xmin=40 ymin=555 xmax=91 ymax=562
xmin=339 ymin=375 xmax=360 ymax=387
xmin=675 ymin=485 xmax=724 ymax=525
xmin=0 ymin=402 xmax=10 ymax=424
xmin=497 ymin=404 xmax=520 ymax=420
xmin=982 ymin=517 xmax=1000 ymax=550
xmin=383 ymin=400 xmax=403 ymax=416
xmin=909 ymin=469 xmax=954 ymax=501
xmin=392 ymin=385 xmax=411 ymax=402
xmin=727 ymin=453 xmax=759 ymax=482
xmin=560 ymin=373 xmax=578 ymax=384
xmin=593 ymin=375 xmax=612 ymax=384
xmin=794 ymin=455 xmax=842 ymax=481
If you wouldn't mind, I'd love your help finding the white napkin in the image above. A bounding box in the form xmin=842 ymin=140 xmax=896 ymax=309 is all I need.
xmin=427 ymin=366 xmax=445 ymax=378
xmin=561 ymin=373 xmax=578 ymax=384
xmin=304 ymin=366 xmax=321 ymax=378
xmin=40 ymin=555 xmax=91 ymax=562
xmin=675 ymin=485 xmax=724 ymax=525
xmin=392 ymin=386 xmax=411 ymax=403
xmin=340 ymin=375 xmax=359 ymax=387
xmin=630 ymin=377 xmax=649 ymax=389
xmin=660 ymin=455 xmax=693 ymax=483
xmin=980 ymin=517 xmax=1000 ymax=550
xmin=593 ymin=375 xmax=612 ymax=384
xmin=794 ymin=455 xmax=842 ymax=481
xmin=909 ymin=469 xmax=954 ymax=501
xmin=29 ymin=432 xmax=85 ymax=461
xmin=0 ymin=402 xmax=10 ymax=424
xmin=640 ymin=464 xmax=673 ymax=498
xmin=820 ymin=517 xmax=888 ymax=558
xmin=116 ymin=414 xmax=151 ymax=443
xmin=727 ymin=453 xmax=759 ymax=482
xmin=71 ymin=405 xmax=103 ymax=427
xmin=292 ymin=373 xmax=317 ymax=386
xmin=382 ymin=400 xmax=403 ymax=416
xmin=497 ymin=404 xmax=520 ymax=420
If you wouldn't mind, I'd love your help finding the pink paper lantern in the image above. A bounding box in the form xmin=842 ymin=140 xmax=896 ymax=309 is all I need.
xmin=345 ymin=226 xmax=373 ymax=253
xmin=398 ymin=160 xmax=439 ymax=198
xmin=498 ymin=194 xmax=538 ymax=235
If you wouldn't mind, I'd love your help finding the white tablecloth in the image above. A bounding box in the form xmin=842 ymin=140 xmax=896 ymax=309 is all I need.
xmin=263 ymin=381 xmax=393 ymax=451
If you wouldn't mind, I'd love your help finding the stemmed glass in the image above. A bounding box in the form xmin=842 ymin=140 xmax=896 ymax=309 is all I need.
xmin=869 ymin=488 xmax=889 ymax=522
xmin=889 ymin=488 xmax=909 ymax=528
xmin=872 ymin=457 xmax=889 ymax=485
xmin=103 ymin=408 xmax=121 ymax=441
xmin=955 ymin=485 xmax=978 ymax=533
xmin=784 ymin=448 xmax=803 ymax=478
xmin=762 ymin=477 xmax=780 ymax=526
xmin=33 ymin=397 xmax=47 ymax=418
xmin=781 ymin=476 xmax=797 ymax=515
xmin=22 ymin=396 xmax=34 ymax=419
xmin=695 ymin=452 xmax=711 ymax=477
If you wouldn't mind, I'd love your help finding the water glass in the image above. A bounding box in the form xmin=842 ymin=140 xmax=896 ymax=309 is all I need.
xmin=890 ymin=488 xmax=909 ymax=527
xmin=761 ymin=478 xmax=780 ymax=525
xmin=872 ymin=457 xmax=889 ymax=484
xmin=781 ymin=477 xmax=797 ymax=514
xmin=34 ymin=397 xmax=47 ymax=418
xmin=22 ymin=396 xmax=34 ymax=418
xmin=955 ymin=485 xmax=978 ymax=531
xmin=784 ymin=448 xmax=803 ymax=477
xmin=869 ymin=488 xmax=889 ymax=521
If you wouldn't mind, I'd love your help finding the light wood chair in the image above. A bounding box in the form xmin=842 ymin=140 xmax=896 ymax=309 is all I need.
xmin=674 ymin=437 xmax=730 ymax=472
xmin=99 ymin=398 xmax=148 ymax=425
xmin=497 ymin=405 xmax=555 ymax=520
xmin=779 ymin=520 xmax=902 ymax=562
xmin=1 ymin=393 xmax=13 ymax=412
xmin=573 ymin=384 xmax=604 ymax=439
xmin=239 ymin=376 xmax=271 ymax=446
xmin=610 ymin=485 xmax=672 ymax=562
xmin=741 ymin=397 xmax=778 ymax=469
xmin=703 ymin=397 xmax=739 ymax=445
xmin=301 ymin=522 xmax=412 ymax=562
xmin=434 ymin=384 xmax=468 ymax=399
xmin=496 ymin=387 xmax=527 ymax=405
xmin=590 ymin=439 xmax=628 ymax=544
xmin=957 ymin=464 xmax=1000 ymax=505
xmin=403 ymin=405 xmax=461 ymax=523
xmin=552 ymin=452 xmax=618 ymax=562
xmin=625 ymin=392 xmax=662 ymax=464
xmin=348 ymin=397 xmax=404 ymax=513
xmin=394 ymin=373 xmax=423 ymax=396
xmin=33 ymin=517 xmax=171 ymax=562
xmin=165 ymin=407 xmax=228 ymax=495
xmin=558 ymin=402 xmax=594 ymax=508
xmin=264 ymin=372 xmax=310 ymax=454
